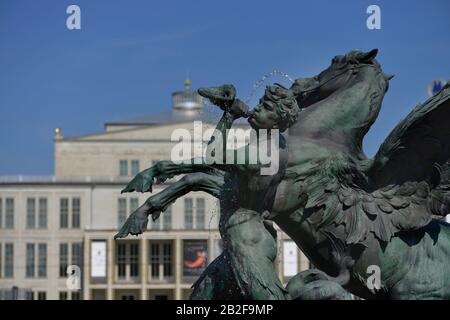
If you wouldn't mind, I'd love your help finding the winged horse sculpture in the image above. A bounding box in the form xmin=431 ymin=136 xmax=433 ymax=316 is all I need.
xmin=117 ymin=49 xmax=450 ymax=299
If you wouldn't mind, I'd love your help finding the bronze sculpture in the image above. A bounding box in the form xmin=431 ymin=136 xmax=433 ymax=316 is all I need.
xmin=116 ymin=49 xmax=450 ymax=299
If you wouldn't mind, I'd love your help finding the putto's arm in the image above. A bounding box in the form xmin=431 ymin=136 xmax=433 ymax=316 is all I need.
xmin=204 ymin=99 xmax=264 ymax=172
xmin=205 ymin=111 xmax=234 ymax=165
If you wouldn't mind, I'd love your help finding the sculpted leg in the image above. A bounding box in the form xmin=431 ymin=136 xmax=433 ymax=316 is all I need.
xmin=115 ymin=172 xmax=224 ymax=239
xmin=190 ymin=253 xmax=243 ymax=300
xmin=225 ymin=208 xmax=288 ymax=300
xmin=147 ymin=172 xmax=224 ymax=221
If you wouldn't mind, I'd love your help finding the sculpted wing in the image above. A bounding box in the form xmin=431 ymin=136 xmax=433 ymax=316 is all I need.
xmin=366 ymin=81 xmax=450 ymax=187
xmin=301 ymin=83 xmax=450 ymax=244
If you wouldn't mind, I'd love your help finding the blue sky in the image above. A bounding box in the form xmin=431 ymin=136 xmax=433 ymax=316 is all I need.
xmin=0 ymin=0 xmax=449 ymax=175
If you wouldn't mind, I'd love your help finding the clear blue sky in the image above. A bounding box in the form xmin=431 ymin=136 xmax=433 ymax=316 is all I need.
xmin=0 ymin=0 xmax=449 ymax=175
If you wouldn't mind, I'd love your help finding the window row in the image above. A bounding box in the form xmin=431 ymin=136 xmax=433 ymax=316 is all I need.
xmin=2 ymin=195 xmax=210 ymax=231
xmin=0 ymin=197 xmax=81 ymax=230
xmin=0 ymin=242 xmax=83 ymax=279
xmin=0 ymin=242 xmax=46 ymax=279
xmin=115 ymin=241 xmax=174 ymax=281
xmin=113 ymin=240 xmax=209 ymax=282
xmin=119 ymin=159 xmax=140 ymax=177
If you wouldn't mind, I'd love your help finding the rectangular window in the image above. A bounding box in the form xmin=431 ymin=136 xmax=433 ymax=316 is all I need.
xmin=72 ymin=243 xmax=82 ymax=269
xmin=116 ymin=242 xmax=139 ymax=280
xmin=5 ymin=198 xmax=14 ymax=229
xmin=4 ymin=243 xmax=13 ymax=277
xmin=38 ymin=243 xmax=47 ymax=278
xmin=37 ymin=292 xmax=46 ymax=300
xmin=119 ymin=160 xmax=128 ymax=176
xmin=60 ymin=198 xmax=69 ymax=228
xmin=149 ymin=242 xmax=172 ymax=281
xmin=71 ymin=291 xmax=81 ymax=300
xmin=117 ymin=198 xmax=127 ymax=228
xmin=0 ymin=244 xmax=2 ymax=278
xmin=129 ymin=243 xmax=139 ymax=277
xmin=163 ymin=243 xmax=172 ymax=277
xmin=117 ymin=243 xmax=126 ymax=279
xmin=163 ymin=206 xmax=172 ymax=230
xmin=184 ymin=198 xmax=193 ymax=230
xmin=38 ymin=198 xmax=47 ymax=229
xmin=72 ymin=198 xmax=80 ymax=229
xmin=26 ymin=243 xmax=35 ymax=278
xmin=131 ymin=160 xmax=140 ymax=176
xmin=59 ymin=243 xmax=68 ymax=277
xmin=59 ymin=292 xmax=68 ymax=300
xmin=150 ymin=243 xmax=159 ymax=278
xmin=196 ymin=198 xmax=205 ymax=229
xmin=26 ymin=198 xmax=36 ymax=229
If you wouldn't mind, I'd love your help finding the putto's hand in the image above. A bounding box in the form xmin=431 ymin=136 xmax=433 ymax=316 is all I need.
xmin=228 ymin=99 xmax=249 ymax=119
xmin=198 ymin=84 xmax=236 ymax=110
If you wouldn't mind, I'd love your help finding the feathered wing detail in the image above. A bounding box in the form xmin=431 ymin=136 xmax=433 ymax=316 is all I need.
xmin=367 ymin=82 xmax=450 ymax=188
xmin=365 ymin=82 xmax=450 ymax=225
xmin=300 ymin=82 xmax=450 ymax=244
xmin=300 ymin=158 xmax=434 ymax=244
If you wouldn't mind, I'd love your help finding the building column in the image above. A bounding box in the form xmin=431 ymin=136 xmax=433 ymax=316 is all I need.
xmin=83 ymin=238 xmax=91 ymax=300
xmin=140 ymin=237 xmax=148 ymax=300
xmin=175 ymin=236 xmax=182 ymax=300
xmin=106 ymin=237 xmax=114 ymax=300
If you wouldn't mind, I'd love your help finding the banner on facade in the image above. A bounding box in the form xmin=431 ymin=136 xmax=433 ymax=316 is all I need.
xmin=91 ymin=241 xmax=106 ymax=278
xmin=283 ymin=240 xmax=298 ymax=277
xmin=183 ymin=240 xmax=207 ymax=276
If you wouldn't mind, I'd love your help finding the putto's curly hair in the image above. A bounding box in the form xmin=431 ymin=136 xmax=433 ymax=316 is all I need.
xmin=263 ymin=84 xmax=300 ymax=132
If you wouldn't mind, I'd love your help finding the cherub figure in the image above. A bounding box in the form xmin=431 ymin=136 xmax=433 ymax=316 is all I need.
xmin=116 ymin=84 xmax=300 ymax=299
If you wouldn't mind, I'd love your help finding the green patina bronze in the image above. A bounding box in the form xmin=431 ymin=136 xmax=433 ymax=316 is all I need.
xmin=115 ymin=49 xmax=450 ymax=300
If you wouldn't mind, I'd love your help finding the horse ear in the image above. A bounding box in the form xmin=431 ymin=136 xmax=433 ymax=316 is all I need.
xmin=358 ymin=48 xmax=378 ymax=62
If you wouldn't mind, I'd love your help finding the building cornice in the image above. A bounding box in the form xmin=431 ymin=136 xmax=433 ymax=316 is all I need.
xmin=0 ymin=176 xmax=174 ymax=187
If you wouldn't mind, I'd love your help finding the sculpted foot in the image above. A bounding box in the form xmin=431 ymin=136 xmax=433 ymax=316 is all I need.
xmin=114 ymin=205 xmax=149 ymax=239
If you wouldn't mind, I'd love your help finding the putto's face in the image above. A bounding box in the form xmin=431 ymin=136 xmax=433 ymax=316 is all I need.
xmin=248 ymin=97 xmax=280 ymax=130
